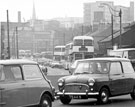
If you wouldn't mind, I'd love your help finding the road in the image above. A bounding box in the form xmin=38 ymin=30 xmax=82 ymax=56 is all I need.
xmin=46 ymin=67 xmax=135 ymax=107
xmin=52 ymin=95 xmax=135 ymax=107
xmin=47 ymin=67 xmax=70 ymax=76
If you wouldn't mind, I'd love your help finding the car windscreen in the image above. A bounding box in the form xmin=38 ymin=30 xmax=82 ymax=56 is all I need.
xmin=74 ymin=61 xmax=110 ymax=74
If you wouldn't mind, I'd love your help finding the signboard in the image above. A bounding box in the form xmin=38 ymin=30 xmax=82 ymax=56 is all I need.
xmin=79 ymin=45 xmax=87 ymax=52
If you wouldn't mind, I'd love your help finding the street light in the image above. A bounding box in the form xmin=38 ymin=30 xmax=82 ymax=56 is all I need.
xmin=100 ymin=3 xmax=122 ymax=48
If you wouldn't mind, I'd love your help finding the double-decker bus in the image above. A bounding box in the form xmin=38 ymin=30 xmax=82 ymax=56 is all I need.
xmin=71 ymin=35 xmax=94 ymax=61
xmin=64 ymin=35 xmax=94 ymax=70
xmin=63 ymin=35 xmax=95 ymax=70
xmin=53 ymin=45 xmax=65 ymax=61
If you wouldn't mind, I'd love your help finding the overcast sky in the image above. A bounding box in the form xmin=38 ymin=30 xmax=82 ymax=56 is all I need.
xmin=0 ymin=0 xmax=134 ymax=22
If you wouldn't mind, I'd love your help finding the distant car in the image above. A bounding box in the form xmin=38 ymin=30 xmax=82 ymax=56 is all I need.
xmin=0 ymin=59 xmax=55 ymax=107
xmin=56 ymin=57 xmax=135 ymax=104
xmin=51 ymin=61 xmax=63 ymax=68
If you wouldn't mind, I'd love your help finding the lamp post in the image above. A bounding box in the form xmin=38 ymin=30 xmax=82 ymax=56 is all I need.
xmin=100 ymin=3 xmax=122 ymax=49
xmin=7 ymin=10 xmax=10 ymax=59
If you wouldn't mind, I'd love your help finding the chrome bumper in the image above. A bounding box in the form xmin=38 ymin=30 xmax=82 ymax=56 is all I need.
xmin=56 ymin=91 xmax=99 ymax=96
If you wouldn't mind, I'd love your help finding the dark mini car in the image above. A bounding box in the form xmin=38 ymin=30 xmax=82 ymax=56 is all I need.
xmin=56 ymin=57 xmax=135 ymax=104
xmin=0 ymin=59 xmax=55 ymax=107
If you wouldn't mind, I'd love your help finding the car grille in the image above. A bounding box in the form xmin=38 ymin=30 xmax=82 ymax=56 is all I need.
xmin=65 ymin=83 xmax=89 ymax=93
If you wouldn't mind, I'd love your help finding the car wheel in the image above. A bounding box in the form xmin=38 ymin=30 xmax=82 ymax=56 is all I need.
xmin=60 ymin=95 xmax=72 ymax=104
xmin=40 ymin=94 xmax=52 ymax=107
xmin=130 ymin=86 xmax=135 ymax=100
xmin=97 ymin=88 xmax=109 ymax=104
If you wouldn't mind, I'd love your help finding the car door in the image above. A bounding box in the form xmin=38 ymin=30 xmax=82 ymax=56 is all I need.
xmin=122 ymin=61 xmax=135 ymax=93
xmin=0 ymin=65 xmax=6 ymax=106
xmin=0 ymin=65 xmax=28 ymax=107
xmin=22 ymin=64 xmax=47 ymax=105
xmin=109 ymin=61 xmax=126 ymax=95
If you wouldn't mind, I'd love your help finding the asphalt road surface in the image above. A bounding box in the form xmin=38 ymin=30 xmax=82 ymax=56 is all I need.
xmin=52 ymin=95 xmax=135 ymax=107
xmin=47 ymin=67 xmax=70 ymax=75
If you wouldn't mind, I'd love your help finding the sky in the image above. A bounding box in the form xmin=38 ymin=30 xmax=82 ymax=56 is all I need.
xmin=0 ymin=0 xmax=134 ymax=22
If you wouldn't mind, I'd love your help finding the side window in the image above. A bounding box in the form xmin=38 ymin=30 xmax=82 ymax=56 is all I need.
xmin=3 ymin=66 xmax=15 ymax=81
xmin=23 ymin=64 xmax=43 ymax=80
xmin=11 ymin=66 xmax=23 ymax=80
xmin=110 ymin=62 xmax=122 ymax=75
xmin=122 ymin=61 xmax=134 ymax=73
xmin=2 ymin=65 xmax=22 ymax=81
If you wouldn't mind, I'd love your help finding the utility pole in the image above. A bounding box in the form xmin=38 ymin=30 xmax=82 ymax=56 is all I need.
xmin=82 ymin=25 xmax=84 ymax=35
xmin=7 ymin=10 xmax=10 ymax=59
xmin=63 ymin=33 xmax=65 ymax=45
xmin=16 ymin=27 xmax=19 ymax=59
xmin=111 ymin=14 xmax=114 ymax=48
xmin=1 ymin=25 xmax=5 ymax=59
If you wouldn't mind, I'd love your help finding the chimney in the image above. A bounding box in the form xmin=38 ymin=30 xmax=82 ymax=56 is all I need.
xmin=18 ymin=11 xmax=21 ymax=23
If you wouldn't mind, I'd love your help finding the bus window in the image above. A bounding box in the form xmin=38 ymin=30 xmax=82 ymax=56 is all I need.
xmin=84 ymin=39 xmax=93 ymax=46
xmin=74 ymin=39 xmax=83 ymax=46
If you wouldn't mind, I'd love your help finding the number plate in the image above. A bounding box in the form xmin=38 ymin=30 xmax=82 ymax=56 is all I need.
xmin=73 ymin=95 xmax=82 ymax=99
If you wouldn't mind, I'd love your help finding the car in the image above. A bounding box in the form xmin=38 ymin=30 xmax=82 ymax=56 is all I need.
xmin=0 ymin=59 xmax=55 ymax=107
xmin=50 ymin=61 xmax=63 ymax=69
xmin=56 ymin=57 xmax=135 ymax=104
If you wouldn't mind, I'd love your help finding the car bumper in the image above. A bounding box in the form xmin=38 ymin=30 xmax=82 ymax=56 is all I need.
xmin=56 ymin=91 xmax=99 ymax=96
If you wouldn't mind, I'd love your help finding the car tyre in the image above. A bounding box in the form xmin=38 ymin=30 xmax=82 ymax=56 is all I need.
xmin=130 ymin=86 xmax=135 ymax=100
xmin=97 ymin=88 xmax=109 ymax=104
xmin=60 ymin=95 xmax=72 ymax=104
xmin=40 ymin=94 xmax=52 ymax=107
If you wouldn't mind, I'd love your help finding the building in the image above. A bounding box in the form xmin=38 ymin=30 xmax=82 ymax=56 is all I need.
xmin=0 ymin=3 xmax=54 ymax=59
xmin=98 ymin=22 xmax=135 ymax=55
xmin=53 ymin=17 xmax=83 ymax=28
xmin=83 ymin=1 xmax=134 ymax=27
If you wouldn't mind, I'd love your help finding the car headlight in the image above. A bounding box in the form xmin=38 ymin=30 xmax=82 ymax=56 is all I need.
xmin=88 ymin=78 xmax=95 ymax=86
xmin=58 ymin=79 xmax=64 ymax=87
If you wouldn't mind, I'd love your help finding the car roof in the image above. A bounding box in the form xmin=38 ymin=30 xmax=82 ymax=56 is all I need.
xmin=112 ymin=48 xmax=135 ymax=51
xmin=75 ymin=57 xmax=130 ymax=62
xmin=0 ymin=59 xmax=37 ymax=65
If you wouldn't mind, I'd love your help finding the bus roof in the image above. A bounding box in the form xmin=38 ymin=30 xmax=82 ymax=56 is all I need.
xmin=73 ymin=35 xmax=93 ymax=40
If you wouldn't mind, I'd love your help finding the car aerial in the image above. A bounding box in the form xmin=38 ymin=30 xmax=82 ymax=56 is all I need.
xmin=56 ymin=57 xmax=135 ymax=104
xmin=0 ymin=59 xmax=55 ymax=107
